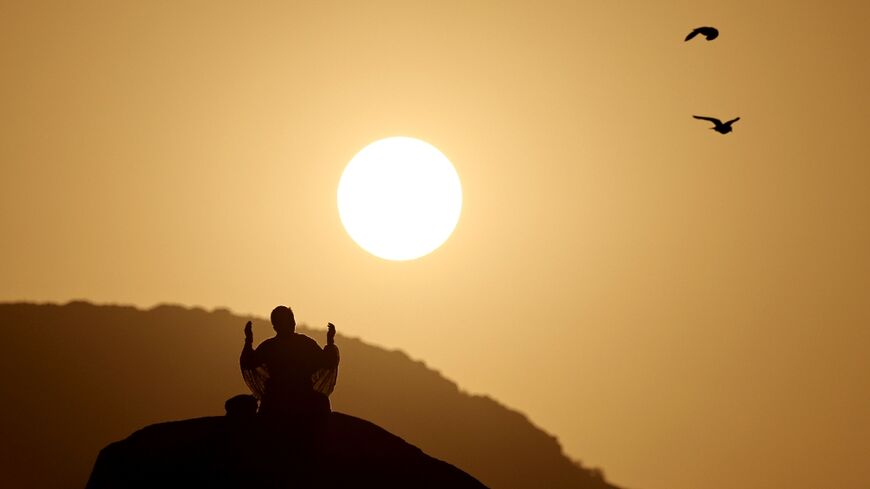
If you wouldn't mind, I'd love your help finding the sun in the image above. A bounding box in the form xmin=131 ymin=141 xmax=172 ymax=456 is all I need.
xmin=337 ymin=137 xmax=462 ymax=261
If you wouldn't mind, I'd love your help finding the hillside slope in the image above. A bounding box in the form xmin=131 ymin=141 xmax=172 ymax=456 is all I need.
xmin=0 ymin=301 xmax=618 ymax=489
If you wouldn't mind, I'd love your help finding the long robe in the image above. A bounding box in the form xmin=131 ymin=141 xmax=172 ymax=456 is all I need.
xmin=240 ymin=333 xmax=339 ymax=414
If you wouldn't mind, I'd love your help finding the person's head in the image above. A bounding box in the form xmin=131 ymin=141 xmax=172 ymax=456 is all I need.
xmin=271 ymin=305 xmax=296 ymax=334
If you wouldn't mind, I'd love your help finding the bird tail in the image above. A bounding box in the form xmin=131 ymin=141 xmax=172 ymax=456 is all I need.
xmin=684 ymin=30 xmax=699 ymax=41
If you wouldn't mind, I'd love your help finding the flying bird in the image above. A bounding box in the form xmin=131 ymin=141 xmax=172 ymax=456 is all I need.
xmin=693 ymin=115 xmax=740 ymax=134
xmin=685 ymin=26 xmax=719 ymax=41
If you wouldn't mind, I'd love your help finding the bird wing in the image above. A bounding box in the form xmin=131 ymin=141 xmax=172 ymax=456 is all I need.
xmin=693 ymin=115 xmax=723 ymax=125
xmin=725 ymin=117 xmax=740 ymax=125
xmin=700 ymin=27 xmax=719 ymax=40
xmin=684 ymin=29 xmax=700 ymax=41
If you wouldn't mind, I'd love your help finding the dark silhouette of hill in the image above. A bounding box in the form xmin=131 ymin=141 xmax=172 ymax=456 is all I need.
xmin=0 ymin=301 xmax=620 ymax=489
xmin=86 ymin=412 xmax=486 ymax=489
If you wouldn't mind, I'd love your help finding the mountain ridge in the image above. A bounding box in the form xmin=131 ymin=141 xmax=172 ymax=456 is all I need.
xmin=0 ymin=301 xmax=621 ymax=489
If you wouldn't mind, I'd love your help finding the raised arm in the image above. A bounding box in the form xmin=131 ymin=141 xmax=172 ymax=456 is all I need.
xmin=322 ymin=322 xmax=340 ymax=368
xmin=239 ymin=321 xmax=260 ymax=369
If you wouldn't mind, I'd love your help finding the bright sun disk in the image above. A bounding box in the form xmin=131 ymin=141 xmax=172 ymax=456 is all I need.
xmin=337 ymin=137 xmax=462 ymax=261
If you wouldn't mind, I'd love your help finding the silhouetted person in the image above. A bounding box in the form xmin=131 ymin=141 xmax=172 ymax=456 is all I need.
xmin=693 ymin=115 xmax=740 ymax=134
xmin=240 ymin=306 xmax=339 ymax=420
xmin=685 ymin=26 xmax=719 ymax=41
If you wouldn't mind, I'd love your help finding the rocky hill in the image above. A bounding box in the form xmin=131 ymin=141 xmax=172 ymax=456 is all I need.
xmin=87 ymin=411 xmax=486 ymax=489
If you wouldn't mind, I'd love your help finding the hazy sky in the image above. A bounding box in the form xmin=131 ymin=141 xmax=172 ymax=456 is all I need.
xmin=2 ymin=2 xmax=869 ymax=489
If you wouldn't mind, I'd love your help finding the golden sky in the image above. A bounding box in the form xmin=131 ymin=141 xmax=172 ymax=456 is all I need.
xmin=2 ymin=2 xmax=869 ymax=489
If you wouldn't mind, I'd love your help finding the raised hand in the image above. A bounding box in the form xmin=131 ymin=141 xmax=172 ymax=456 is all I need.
xmin=244 ymin=321 xmax=253 ymax=343
xmin=327 ymin=322 xmax=336 ymax=345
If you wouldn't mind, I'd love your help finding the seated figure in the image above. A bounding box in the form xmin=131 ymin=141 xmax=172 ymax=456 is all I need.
xmin=240 ymin=306 xmax=339 ymax=419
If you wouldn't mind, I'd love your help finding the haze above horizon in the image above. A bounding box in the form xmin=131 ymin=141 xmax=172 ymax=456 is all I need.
xmin=2 ymin=2 xmax=869 ymax=489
